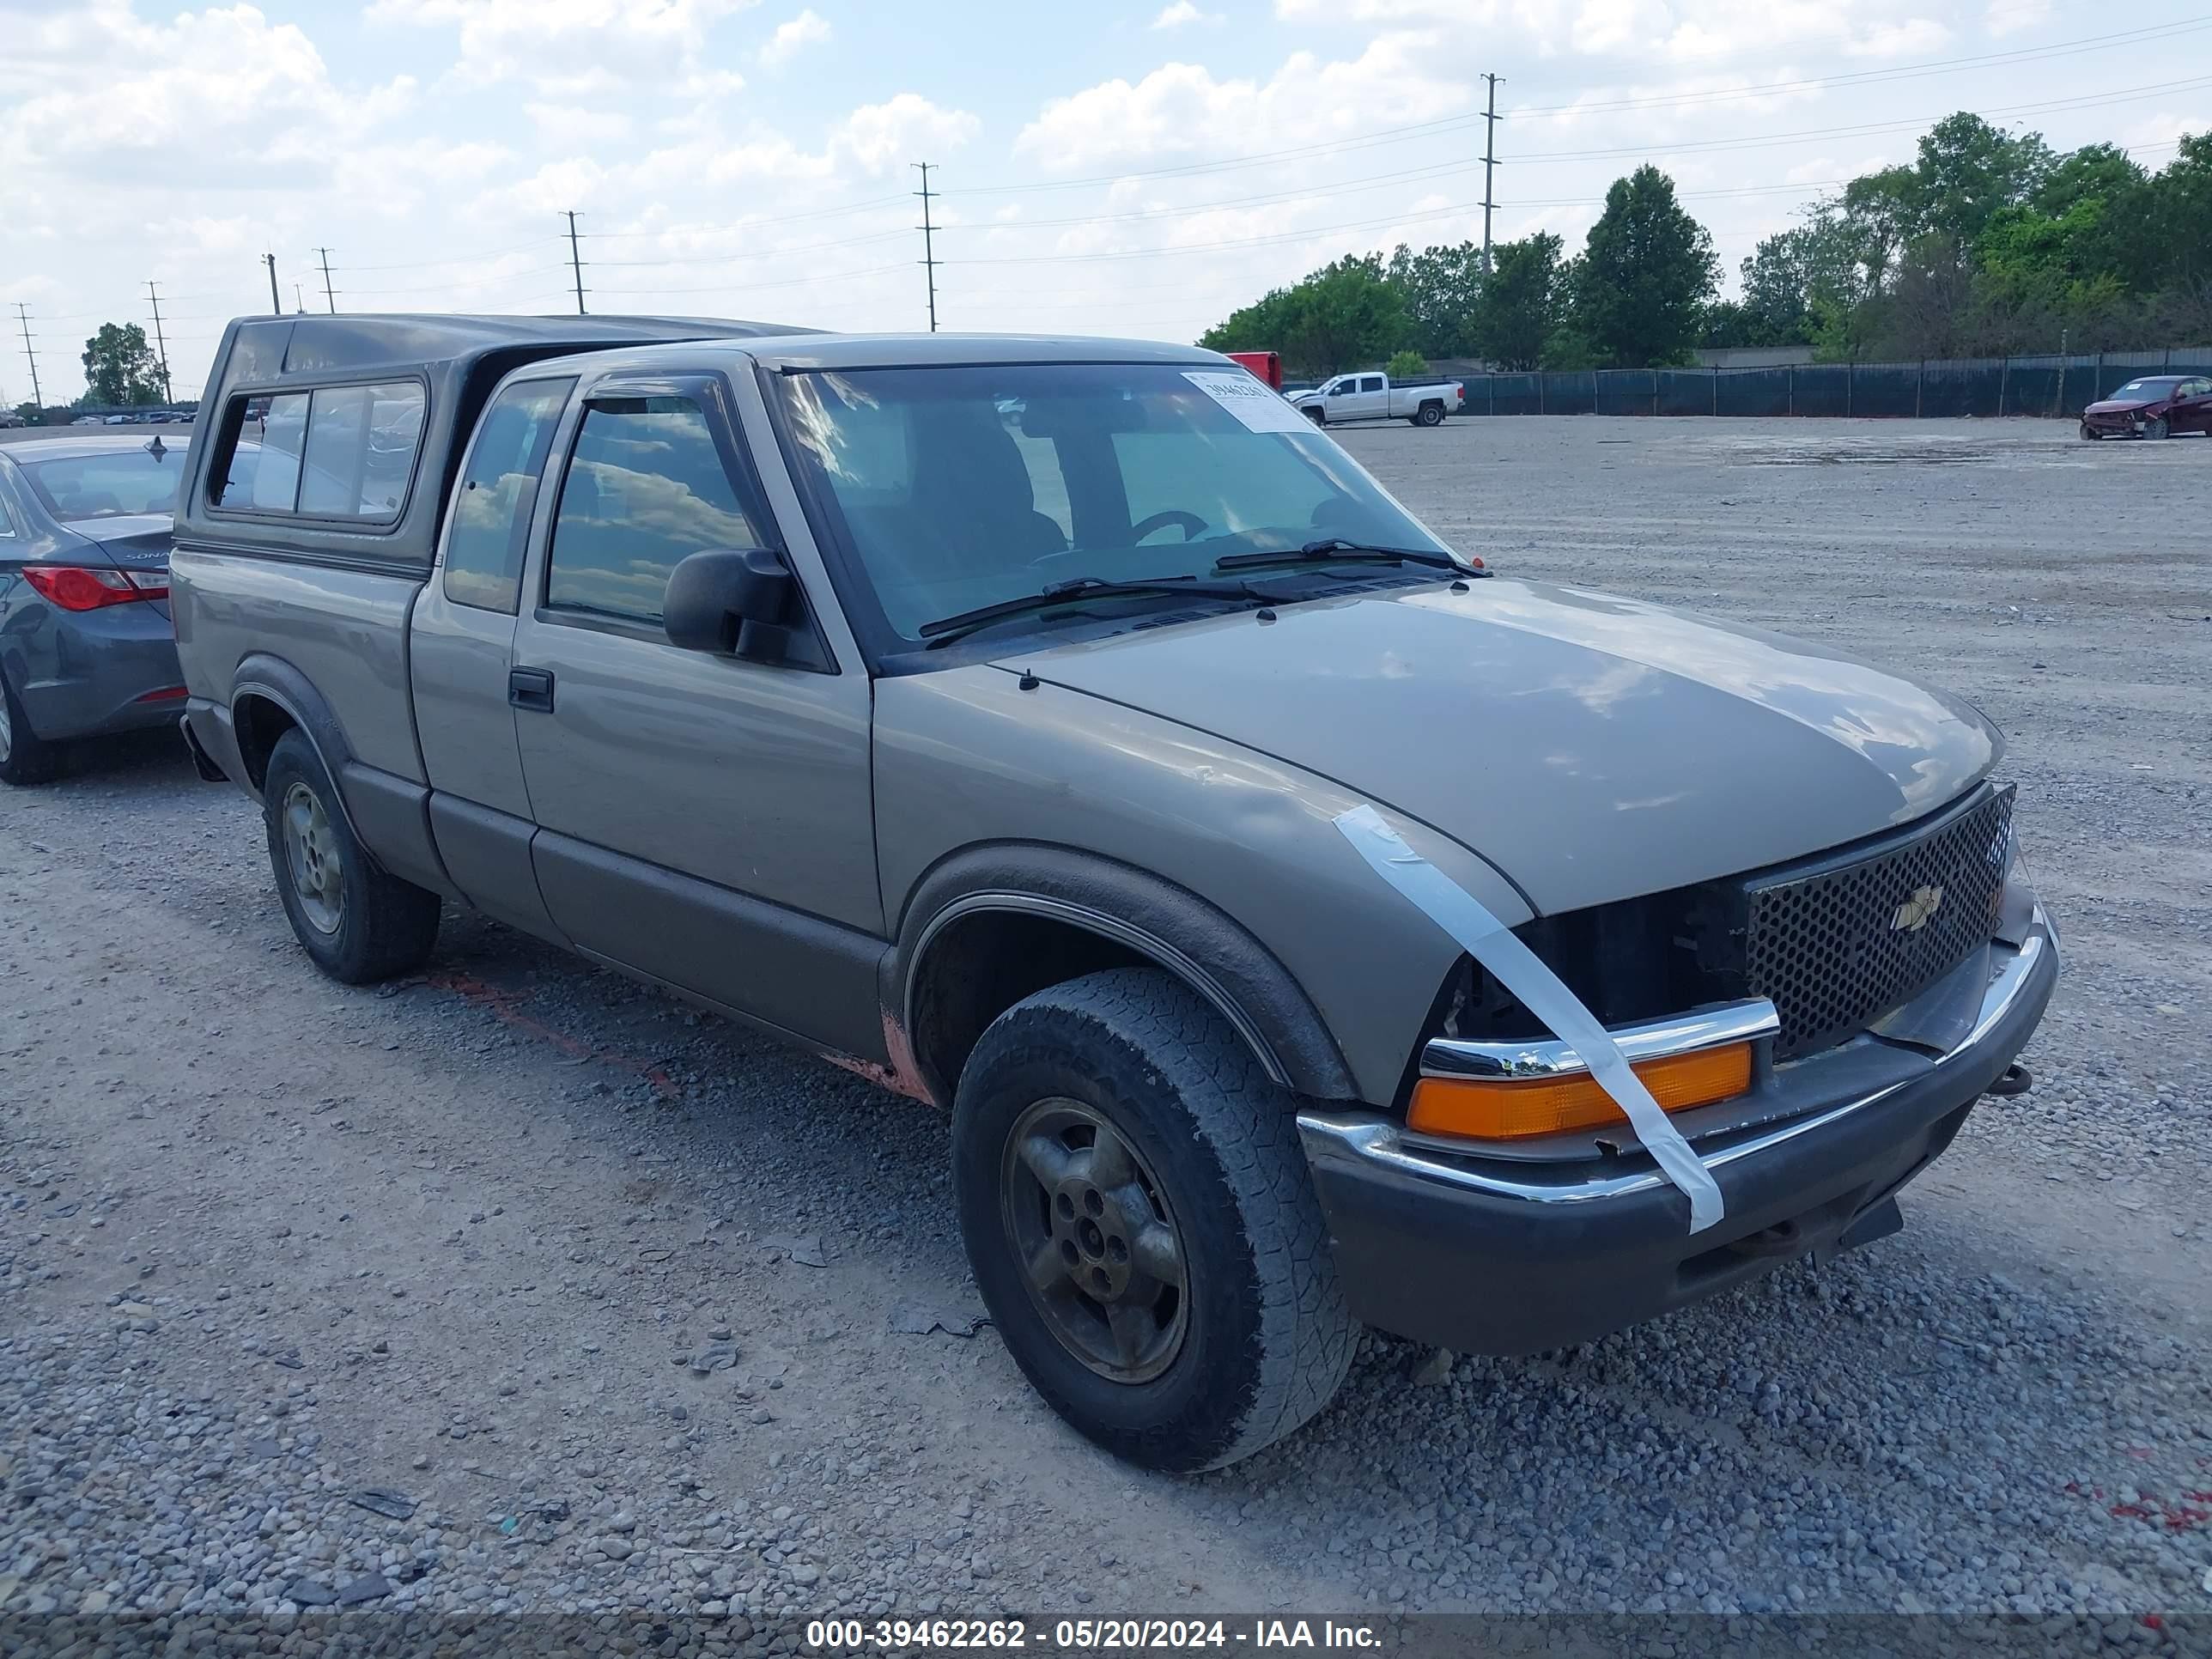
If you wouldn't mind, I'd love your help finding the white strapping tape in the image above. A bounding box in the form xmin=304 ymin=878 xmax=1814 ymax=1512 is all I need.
xmin=1334 ymin=805 xmax=1726 ymax=1234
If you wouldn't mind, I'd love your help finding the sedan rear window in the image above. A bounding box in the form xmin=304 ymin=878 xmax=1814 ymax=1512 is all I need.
xmin=22 ymin=445 xmax=190 ymax=521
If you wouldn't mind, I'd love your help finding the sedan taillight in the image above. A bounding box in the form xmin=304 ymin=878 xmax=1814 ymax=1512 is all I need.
xmin=21 ymin=564 xmax=169 ymax=611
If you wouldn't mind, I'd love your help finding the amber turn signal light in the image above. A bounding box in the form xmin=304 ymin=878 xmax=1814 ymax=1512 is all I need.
xmin=1407 ymin=1042 xmax=1753 ymax=1142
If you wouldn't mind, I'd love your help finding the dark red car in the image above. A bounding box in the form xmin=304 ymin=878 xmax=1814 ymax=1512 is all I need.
xmin=2080 ymin=374 xmax=2212 ymax=440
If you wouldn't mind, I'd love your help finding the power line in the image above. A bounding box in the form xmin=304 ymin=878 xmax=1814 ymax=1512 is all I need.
xmin=567 ymin=213 xmax=591 ymax=315
xmin=328 ymin=236 xmax=555 ymax=273
xmin=145 ymin=282 xmax=173 ymax=402
xmin=586 ymin=193 xmax=909 ymax=242
xmin=939 ymin=76 xmax=2205 ymax=246
xmin=313 ymin=248 xmax=337 ymax=313
xmin=1480 ymin=72 xmax=1502 ymax=277
xmin=14 ymin=305 xmax=42 ymax=413
xmin=1505 ymin=18 xmax=2212 ymax=118
xmin=942 ymin=18 xmax=2212 ymax=199
xmin=587 ymin=228 xmax=907 ymax=270
xmin=914 ymin=162 xmax=940 ymax=333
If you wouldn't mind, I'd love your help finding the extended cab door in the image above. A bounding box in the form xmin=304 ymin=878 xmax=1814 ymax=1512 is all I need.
xmin=1337 ymin=374 xmax=1387 ymax=421
xmin=410 ymin=374 xmax=575 ymax=939
xmin=506 ymin=369 xmax=884 ymax=1055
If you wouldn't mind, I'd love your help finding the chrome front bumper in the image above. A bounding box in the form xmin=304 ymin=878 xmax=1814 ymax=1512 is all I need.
xmin=1294 ymin=914 xmax=2057 ymax=1354
xmin=1300 ymin=918 xmax=2053 ymax=1209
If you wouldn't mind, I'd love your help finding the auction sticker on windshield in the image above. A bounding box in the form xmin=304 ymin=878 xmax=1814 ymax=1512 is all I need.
xmin=1183 ymin=369 xmax=1312 ymax=434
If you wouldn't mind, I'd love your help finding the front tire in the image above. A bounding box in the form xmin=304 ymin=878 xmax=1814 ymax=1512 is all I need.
xmin=952 ymin=968 xmax=1357 ymax=1472
xmin=263 ymin=728 xmax=440 ymax=984
xmin=2080 ymin=422 xmax=2100 ymax=441
xmin=1304 ymin=406 xmax=1326 ymax=426
xmin=2144 ymin=416 xmax=2169 ymax=440
xmin=0 ymin=672 xmax=63 ymax=787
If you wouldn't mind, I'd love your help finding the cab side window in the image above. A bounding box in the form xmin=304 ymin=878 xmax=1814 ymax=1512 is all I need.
xmin=544 ymin=397 xmax=767 ymax=627
xmin=443 ymin=378 xmax=574 ymax=614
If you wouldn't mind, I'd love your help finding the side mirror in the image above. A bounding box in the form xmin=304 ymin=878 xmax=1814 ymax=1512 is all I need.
xmin=663 ymin=546 xmax=797 ymax=659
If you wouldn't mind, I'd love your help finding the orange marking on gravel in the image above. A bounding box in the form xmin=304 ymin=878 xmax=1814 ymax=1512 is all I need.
xmin=428 ymin=971 xmax=681 ymax=1100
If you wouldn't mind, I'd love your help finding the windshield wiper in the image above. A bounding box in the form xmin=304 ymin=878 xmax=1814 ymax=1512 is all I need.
xmin=919 ymin=574 xmax=1274 ymax=649
xmin=1213 ymin=538 xmax=1487 ymax=580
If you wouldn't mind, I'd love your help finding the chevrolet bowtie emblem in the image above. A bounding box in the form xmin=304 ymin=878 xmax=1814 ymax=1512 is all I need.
xmin=1892 ymin=884 xmax=1944 ymax=933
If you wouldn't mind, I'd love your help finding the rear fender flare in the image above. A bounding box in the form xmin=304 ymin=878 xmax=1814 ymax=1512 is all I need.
xmin=229 ymin=656 xmax=377 ymax=862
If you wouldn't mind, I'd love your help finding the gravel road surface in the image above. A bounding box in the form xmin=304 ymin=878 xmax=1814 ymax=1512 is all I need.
xmin=3 ymin=416 xmax=2207 ymax=1635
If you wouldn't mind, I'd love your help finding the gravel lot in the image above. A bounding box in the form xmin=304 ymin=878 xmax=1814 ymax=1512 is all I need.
xmin=3 ymin=416 xmax=2208 ymax=1636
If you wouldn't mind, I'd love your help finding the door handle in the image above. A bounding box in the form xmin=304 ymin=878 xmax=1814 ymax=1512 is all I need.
xmin=508 ymin=667 xmax=555 ymax=712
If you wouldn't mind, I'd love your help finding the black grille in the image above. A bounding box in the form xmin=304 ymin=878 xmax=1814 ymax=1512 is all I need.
xmin=1745 ymin=787 xmax=2014 ymax=1060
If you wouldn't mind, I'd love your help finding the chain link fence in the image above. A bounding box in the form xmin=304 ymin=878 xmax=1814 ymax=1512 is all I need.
xmin=1455 ymin=348 xmax=2212 ymax=420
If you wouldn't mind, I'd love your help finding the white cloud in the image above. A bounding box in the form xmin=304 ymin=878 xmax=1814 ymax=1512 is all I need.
xmin=3 ymin=2 xmax=413 ymax=166
xmin=368 ymin=0 xmax=758 ymax=95
xmin=1151 ymin=2 xmax=1217 ymax=28
xmin=836 ymin=92 xmax=980 ymax=172
xmin=526 ymin=102 xmax=636 ymax=144
xmin=1272 ymin=0 xmax=1955 ymax=64
xmin=759 ymin=7 xmax=831 ymax=65
xmin=1840 ymin=18 xmax=1950 ymax=58
xmin=1017 ymin=34 xmax=1468 ymax=170
xmin=1986 ymin=0 xmax=2051 ymax=39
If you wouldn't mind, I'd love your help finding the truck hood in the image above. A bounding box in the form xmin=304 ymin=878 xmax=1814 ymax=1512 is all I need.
xmin=995 ymin=577 xmax=2000 ymax=915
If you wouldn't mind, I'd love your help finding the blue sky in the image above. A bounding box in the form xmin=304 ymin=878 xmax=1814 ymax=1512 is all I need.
xmin=3 ymin=0 xmax=2209 ymax=400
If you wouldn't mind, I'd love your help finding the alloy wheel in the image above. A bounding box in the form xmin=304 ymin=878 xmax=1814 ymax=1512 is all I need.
xmin=1000 ymin=1097 xmax=1189 ymax=1384
xmin=282 ymin=781 xmax=345 ymax=935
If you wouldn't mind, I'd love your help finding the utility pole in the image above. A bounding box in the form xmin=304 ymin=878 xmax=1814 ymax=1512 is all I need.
xmin=263 ymin=252 xmax=282 ymax=316
xmin=565 ymin=211 xmax=587 ymax=315
xmin=1480 ymin=73 xmax=1503 ymax=277
xmin=913 ymin=162 xmax=940 ymax=333
xmin=14 ymin=304 xmax=42 ymax=417
xmin=294 ymin=283 xmax=307 ymax=314
xmin=313 ymin=247 xmax=337 ymax=313
xmin=145 ymin=282 xmax=173 ymax=404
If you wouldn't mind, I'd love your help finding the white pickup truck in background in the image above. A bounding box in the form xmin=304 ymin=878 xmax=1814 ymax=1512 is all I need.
xmin=1291 ymin=372 xmax=1464 ymax=428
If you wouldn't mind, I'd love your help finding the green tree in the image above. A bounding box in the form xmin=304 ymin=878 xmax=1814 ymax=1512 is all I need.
xmin=1385 ymin=349 xmax=1428 ymax=379
xmin=80 ymin=323 xmax=166 ymax=407
xmin=1569 ymin=166 xmax=1718 ymax=367
xmin=2146 ymin=131 xmax=2212 ymax=289
xmin=1736 ymin=209 xmax=1870 ymax=346
xmin=1200 ymin=253 xmax=1408 ymax=377
xmin=1467 ymin=233 xmax=1565 ymax=370
xmin=1908 ymin=112 xmax=2055 ymax=247
xmin=1383 ymin=240 xmax=1483 ymax=357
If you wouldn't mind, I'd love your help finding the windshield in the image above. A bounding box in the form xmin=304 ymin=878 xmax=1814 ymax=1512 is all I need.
xmin=775 ymin=362 xmax=1452 ymax=643
xmin=24 ymin=445 xmax=190 ymax=521
xmin=2111 ymin=379 xmax=2179 ymax=399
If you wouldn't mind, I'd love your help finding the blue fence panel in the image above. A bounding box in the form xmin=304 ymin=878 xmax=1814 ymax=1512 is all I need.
xmin=1450 ymin=346 xmax=2212 ymax=418
xmin=1595 ymin=369 xmax=1655 ymax=416
xmin=1717 ymin=368 xmax=1790 ymax=417
xmin=1656 ymin=370 xmax=1714 ymax=416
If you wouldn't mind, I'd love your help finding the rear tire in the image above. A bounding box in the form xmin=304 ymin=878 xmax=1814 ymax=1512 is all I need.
xmin=1416 ymin=402 xmax=1445 ymax=427
xmin=952 ymin=967 xmax=1358 ymax=1472
xmin=0 ymin=672 xmax=64 ymax=787
xmin=263 ymin=728 xmax=440 ymax=984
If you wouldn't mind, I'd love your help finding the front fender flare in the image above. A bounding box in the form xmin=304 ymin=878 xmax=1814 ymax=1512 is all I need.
xmin=890 ymin=842 xmax=1361 ymax=1105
